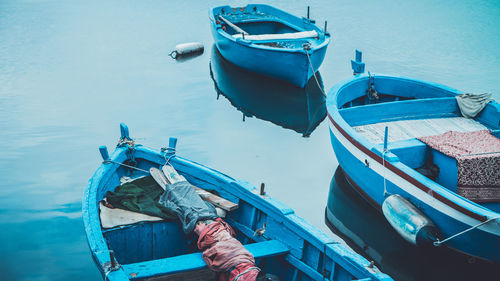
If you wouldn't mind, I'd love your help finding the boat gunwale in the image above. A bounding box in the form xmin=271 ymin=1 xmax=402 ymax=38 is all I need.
xmin=209 ymin=4 xmax=331 ymax=54
xmin=83 ymin=143 xmax=391 ymax=280
xmin=326 ymin=73 xmax=500 ymax=225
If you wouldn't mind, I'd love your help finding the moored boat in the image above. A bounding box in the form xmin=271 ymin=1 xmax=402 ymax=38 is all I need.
xmin=83 ymin=123 xmax=391 ymax=280
xmin=209 ymin=4 xmax=330 ymax=88
xmin=326 ymin=51 xmax=500 ymax=262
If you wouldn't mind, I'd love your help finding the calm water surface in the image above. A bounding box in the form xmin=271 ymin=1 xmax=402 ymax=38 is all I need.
xmin=0 ymin=0 xmax=499 ymax=280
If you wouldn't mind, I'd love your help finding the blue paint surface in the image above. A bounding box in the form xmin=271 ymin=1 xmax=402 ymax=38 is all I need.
xmin=1 ymin=0 xmax=499 ymax=280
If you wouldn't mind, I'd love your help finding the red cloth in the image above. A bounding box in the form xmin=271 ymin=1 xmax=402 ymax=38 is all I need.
xmin=418 ymin=130 xmax=500 ymax=201
xmin=195 ymin=218 xmax=260 ymax=281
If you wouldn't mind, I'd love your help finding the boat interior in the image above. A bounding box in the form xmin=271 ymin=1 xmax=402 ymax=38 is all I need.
xmin=335 ymin=76 xmax=500 ymax=211
xmin=212 ymin=5 xmax=325 ymax=49
xmin=95 ymin=155 xmax=367 ymax=281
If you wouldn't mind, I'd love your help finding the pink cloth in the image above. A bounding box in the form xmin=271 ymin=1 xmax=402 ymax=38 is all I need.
xmin=195 ymin=218 xmax=259 ymax=281
xmin=418 ymin=130 xmax=500 ymax=201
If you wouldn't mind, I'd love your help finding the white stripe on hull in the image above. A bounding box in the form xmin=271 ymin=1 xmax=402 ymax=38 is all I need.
xmin=329 ymin=121 xmax=500 ymax=236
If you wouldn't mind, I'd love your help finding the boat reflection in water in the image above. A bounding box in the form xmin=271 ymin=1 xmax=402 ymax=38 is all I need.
xmin=325 ymin=167 xmax=499 ymax=281
xmin=209 ymin=46 xmax=326 ymax=137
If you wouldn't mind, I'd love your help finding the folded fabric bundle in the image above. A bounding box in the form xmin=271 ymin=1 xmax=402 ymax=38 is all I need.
xmin=105 ymin=176 xmax=177 ymax=219
xmin=158 ymin=180 xmax=218 ymax=234
xmin=195 ymin=218 xmax=260 ymax=281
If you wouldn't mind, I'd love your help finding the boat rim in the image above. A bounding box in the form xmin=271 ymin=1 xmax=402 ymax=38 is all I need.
xmin=209 ymin=4 xmax=331 ymax=53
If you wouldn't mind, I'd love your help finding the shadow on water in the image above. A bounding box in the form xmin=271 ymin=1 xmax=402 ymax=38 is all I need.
xmin=325 ymin=167 xmax=499 ymax=281
xmin=209 ymin=46 xmax=326 ymax=137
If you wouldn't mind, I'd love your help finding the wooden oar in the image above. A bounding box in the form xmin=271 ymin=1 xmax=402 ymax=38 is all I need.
xmin=219 ymin=15 xmax=248 ymax=35
xmin=150 ymin=166 xmax=238 ymax=212
xmin=150 ymin=167 xmax=169 ymax=189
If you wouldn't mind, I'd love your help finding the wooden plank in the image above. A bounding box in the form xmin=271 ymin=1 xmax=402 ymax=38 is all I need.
xmin=151 ymin=167 xmax=238 ymax=212
xmin=122 ymin=240 xmax=289 ymax=280
xmin=219 ymin=15 xmax=248 ymax=35
xmin=193 ymin=186 xmax=238 ymax=212
xmin=285 ymin=254 xmax=325 ymax=281
xmin=233 ymin=30 xmax=318 ymax=41
xmin=339 ymin=97 xmax=459 ymax=126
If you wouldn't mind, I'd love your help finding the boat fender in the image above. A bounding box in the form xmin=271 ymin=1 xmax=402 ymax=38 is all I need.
xmin=382 ymin=194 xmax=439 ymax=246
xmin=169 ymin=42 xmax=204 ymax=59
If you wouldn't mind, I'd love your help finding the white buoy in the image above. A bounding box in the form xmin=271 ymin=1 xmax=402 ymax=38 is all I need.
xmin=382 ymin=194 xmax=439 ymax=246
xmin=170 ymin=42 xmax=204 ymax=59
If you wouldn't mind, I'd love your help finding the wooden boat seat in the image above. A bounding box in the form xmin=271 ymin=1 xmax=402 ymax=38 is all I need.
xmin=232 ymin=30 xmax=318 ymax=41
xmin=353 ymin=116 xmax=487 ymax=144
xmin=121 ymin=240 xmax=289 ymax=280
xmin=341 ymin=97 xmax=460 ymax=126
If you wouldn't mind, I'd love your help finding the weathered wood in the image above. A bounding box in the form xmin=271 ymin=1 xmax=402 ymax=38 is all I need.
xmin=162 ymin=165 xmax=186 ymax=184
xmin=153 ymin=166 xmax=238 ymax=212
xmin=219 ymin=15 xmax=248 ymax=35
xmin=193 ymin=186 xmax=238 ymax=211
xmin=233 ymin=30 xmax=318 ymax=41
xmin=150 ymin=167 xmax=169 ymax=189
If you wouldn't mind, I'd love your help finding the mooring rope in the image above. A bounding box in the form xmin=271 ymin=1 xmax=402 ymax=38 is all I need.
xmin=302 ymin=44 xmax=328 ymax=136
xmin=162 ymin=147 xmax=176 ymax=166
xmin=304 ymin=44 xmax=327 ymax=98
xmin=434 ymin=215 xmax=500 ymax=246
xmin=102 ymin=160 xmax=149 ymax=173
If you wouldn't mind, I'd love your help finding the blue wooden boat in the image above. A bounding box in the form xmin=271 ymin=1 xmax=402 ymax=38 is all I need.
xmin=83 ymin=123 xmax=391 ymax=281
xmin=326 ymin=51 xmax=500 ymax=263
xmin=210 ymin=46 xmax=326 ymax=137
xmin=209 ymin=4 xmax=330 ymax=88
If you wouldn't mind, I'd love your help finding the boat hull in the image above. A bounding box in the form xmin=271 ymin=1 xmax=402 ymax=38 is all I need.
xmin=325 ymin=73 xmax=500 ymax=262
xmin=209 ymin=5 xmax=329 ymax=88
xmin=83 ymin=125 xmax=391 ymax=281
xmin=327 ymin=119 xmax=500 ymax=262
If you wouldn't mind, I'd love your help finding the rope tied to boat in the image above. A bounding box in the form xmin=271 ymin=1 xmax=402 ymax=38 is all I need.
xmin=102 ymin=160 xmax=149 ymax=173
xmin=366 ymin=72 xmax=379 ymax=102
xmin=433 ymin=215 xmax=500 ymax=247
xmin=117 ymin=137 xmax=135 ymax=148
xmin=302 ymin=43 xmax=328 ymax=137
xmin=168 ymin=50 xmax=177 ymax=59
xmin=303 ymin=43 xmax=326 ymax=98
xmin=161 ymin=146 xmax=176 ymax=166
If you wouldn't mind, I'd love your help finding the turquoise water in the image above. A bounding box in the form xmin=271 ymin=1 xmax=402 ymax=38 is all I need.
xmin=0 ymin=0 xmax=499 ymax=280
